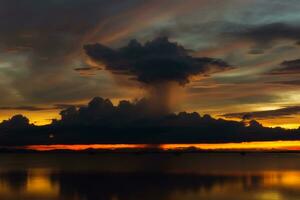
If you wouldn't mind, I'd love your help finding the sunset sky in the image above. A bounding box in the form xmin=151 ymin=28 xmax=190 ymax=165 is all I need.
xmin=1 ymin=0 xmax=300 ymax=128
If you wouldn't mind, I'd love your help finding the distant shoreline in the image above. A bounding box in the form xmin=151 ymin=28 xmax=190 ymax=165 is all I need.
xmin=1 ymin=148 xmax=300 ymax=154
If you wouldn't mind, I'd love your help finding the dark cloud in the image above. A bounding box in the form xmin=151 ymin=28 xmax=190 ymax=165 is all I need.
xmin=0 ymin=104 xmax=82 ymax=111
xmin=84 ymin=37 xmax=231 ymax=85
xmin=0 ymin=97 xmax=299 ymax=146
xmin=269 ymin=80 xmax=300 ymax=85
xmin=0 ymin=106 xmax=50 ymax=111
xmin=84 ymin=37 xmax=232 ymax=115
xmin=231 ymin=23 xmax=300 ymax=45
xmin=0 ymin=0 xmax=146 ymax=105
xmin=0 ymin=115 xmax=31 ymax=131
xmin=248 ymin=49 xmax=265 ymax=55
xmin=74 ymin=67 xmax=94 ymax=71
xmin=74 ymin=67 xmax=101 ymax=72
xmin=222 ymin=106 xmax=300 ymax=120
xmin=54 ymin=104 xmax=84 ymax=110
xmin=269 ymin=59 xmax=300 ymax=75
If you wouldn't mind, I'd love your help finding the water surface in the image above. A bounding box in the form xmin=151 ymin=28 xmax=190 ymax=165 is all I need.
xmin=1 ymin=153 xmax=300 ymax=200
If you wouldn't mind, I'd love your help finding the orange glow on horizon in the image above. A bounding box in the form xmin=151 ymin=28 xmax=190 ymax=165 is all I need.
xmin=161 ymin=141 xmax=300 ymax=151
xmin=22 ymin=141 xmax=300 ymax=151
xmin=24 ymin=144 xmax=148 ymax=151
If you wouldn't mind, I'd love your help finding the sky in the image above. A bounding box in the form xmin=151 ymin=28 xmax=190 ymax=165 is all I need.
xmin=1 ymin=0 xmax=300 ymax=128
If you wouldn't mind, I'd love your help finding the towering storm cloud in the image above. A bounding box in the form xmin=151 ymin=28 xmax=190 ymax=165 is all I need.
xmin=84 ymin=37 xmax=230 ymax=85
xmin=84 ymin=37 xmax=231 ymax=113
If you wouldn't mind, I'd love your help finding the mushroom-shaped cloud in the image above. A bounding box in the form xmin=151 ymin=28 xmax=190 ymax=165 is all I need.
xmin=84 ymin=37 xmax=231 ymax=85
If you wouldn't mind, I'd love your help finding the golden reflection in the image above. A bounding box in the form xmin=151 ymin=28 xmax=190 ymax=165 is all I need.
xmin=26 ymin=169 xmax=59 ymax=197
xmin=0 ymin=169 xmax=59 ymax=199
xmin=263 ymin=171 xmax=300 ymax=188
xmin=0 ymin=182 xmax=10 ymax=195
xmin=0 ymin=169 xmax=300 ymax=199
xmin=169 ymin=171 xmax=300 ymax=200
xmin=256 ymin=191 xmax=283 ymax=200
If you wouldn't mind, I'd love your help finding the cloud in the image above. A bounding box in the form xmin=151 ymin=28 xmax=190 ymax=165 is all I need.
xmin=0 ymin=106 xmax=50 ymax=111
xmin=231 ymin=23 xmax=300 ymax=46
xmin=74 ymin=67 xmax=101 ymax=72
xmin=0 ymin=0 xmax=164 ymax=105
xmin=84 ymin=37 xmax=231 ymax=85
xmin=222 ymin=106 xmax=300 ymax=120
xmin=84 ymin=37 xmax=232 ymax=115
xmin=270 ymin=59 xmax=300 ymax=75
xmin=1 ymin=96 xmax=300 ymax=146
xmin=74 ymin=66 xmax=102 ymax=76
xmin=0 ymin=115 xmax=31 ymax=131
xmin=0 ymin=0 xmax=300 ymax=128
xmin=269 ymin=80 xmax=300 ymax=85
xmin=0 ymin=104 xmax=82 ymax=111
xmin=1 ymin=0 xmax=238 ymax=108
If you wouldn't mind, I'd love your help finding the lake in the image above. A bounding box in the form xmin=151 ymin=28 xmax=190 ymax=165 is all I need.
xmin=0 ymin=153 xmax=300 ymax=200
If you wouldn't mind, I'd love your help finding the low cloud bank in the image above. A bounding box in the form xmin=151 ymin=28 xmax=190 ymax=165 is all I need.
xmin=0 ymin=97 xmax=299 ymax=146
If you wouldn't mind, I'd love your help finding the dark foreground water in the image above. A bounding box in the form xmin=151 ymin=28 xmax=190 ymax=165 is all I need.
xmin=1 ymin=153 xmax=300 ymax=200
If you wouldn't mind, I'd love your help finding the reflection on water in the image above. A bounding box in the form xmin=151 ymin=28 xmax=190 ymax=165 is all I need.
xmin=0 ymin=169 xmax=59 ymax=199
xmin=1 ymin=153 xmax=300 ymax=200
xmin=26 ymin=169 xmax=59 ymax=197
